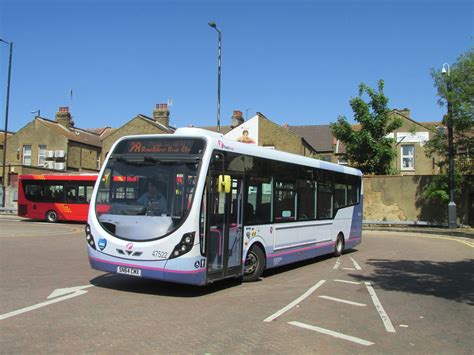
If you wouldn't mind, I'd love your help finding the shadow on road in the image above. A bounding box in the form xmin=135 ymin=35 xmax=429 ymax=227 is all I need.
xmin=350 ymin=258 xmax=474 ymax=305
xmin=89 ymin=273 xmax=241 ymax=297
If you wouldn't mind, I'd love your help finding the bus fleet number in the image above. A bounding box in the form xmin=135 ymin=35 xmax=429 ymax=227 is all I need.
xmin=152 ymin=250 xmax=168 ymax=258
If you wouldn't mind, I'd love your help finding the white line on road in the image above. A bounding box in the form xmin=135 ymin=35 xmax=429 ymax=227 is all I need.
xmin=349 ymin=256 xmax=362 ymax=270
xmin=364 ymin=282 xmax=396 ymax=333
xmin=288 ymin=321 xmax=374 ymax=346
xmin=333 ymin=257 xmax=341 ymax=270
xmin=0 ymin=285 xmax=93 ymax=321
xmin=263 ymin=280 xmax=326 ymax=322
xmin=318 ymin=295 xmax=366 ymax=307
xmin=342 ymin=267 xmax=356 ymax=271
xmin=334 ymin=279 xmax=361 ymax=285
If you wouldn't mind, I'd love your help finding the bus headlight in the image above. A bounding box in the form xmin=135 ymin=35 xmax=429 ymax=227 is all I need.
xmin=169 ymin=232 xmax=195 ymax=259
xmin=85 ymin=224 xmax=96 ymax=250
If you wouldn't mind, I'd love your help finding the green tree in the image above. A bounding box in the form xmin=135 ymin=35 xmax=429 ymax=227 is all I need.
xmin=423 ymin=48 xmax=474 ymax=205
xmin=330 ymin=80 xmax=402 ymax=175
xmin=425 ymin=47 xmax=474 ymax=175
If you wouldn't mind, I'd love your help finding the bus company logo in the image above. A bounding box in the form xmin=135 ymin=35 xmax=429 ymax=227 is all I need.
xmin=98 ymin=238 xmax=107 ymax=251
xmin=194 ymin=259 xmax=206 ymax=269
xmin=217 ymin=140 xmax=234 ymax=151
xmin=125 ymin=243 xmax=134 ymax=251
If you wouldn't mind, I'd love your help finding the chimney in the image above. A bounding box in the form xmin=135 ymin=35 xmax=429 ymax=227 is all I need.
xmin=55 ymin=106 xmax=74 ymax=128
xmin=230 ymin=110 xmax=244 ymax=129
xmin=153 ymin=103 xmax=170 ymax=127
xmin=282 ymin=123 xmax=289 ymax=129
xmin=396 ymin=108 xmax=411 ymax=118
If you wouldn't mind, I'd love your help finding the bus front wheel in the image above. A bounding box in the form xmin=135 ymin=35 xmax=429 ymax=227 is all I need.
xmin=334 ymin=233 xmax=344 ymax=257
xmin=243 ymin=245 xmax=265 ymax=282
xmin=46 ymin=210 xmax=58 ymax=223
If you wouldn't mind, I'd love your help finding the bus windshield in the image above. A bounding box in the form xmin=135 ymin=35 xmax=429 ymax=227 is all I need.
xmin=95 ymin=138 xmax=205 ymax=241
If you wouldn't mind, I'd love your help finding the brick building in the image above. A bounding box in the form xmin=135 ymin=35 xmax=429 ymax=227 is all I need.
xmin=203 ymin=110 xmax=317 ymax=157
xmin=100 ymin=103 xmax=175 ymax=163
xmin=2 ymin=107 xmax=102 ymax=186
xmin=0 ymin=130 xmax=15 ymax=184
xmin=288 ymin=109 xmax=443 ymax=175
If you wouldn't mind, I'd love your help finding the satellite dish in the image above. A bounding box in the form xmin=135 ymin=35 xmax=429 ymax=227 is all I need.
xmin=167 ymin=97 xmax=173 ymax=107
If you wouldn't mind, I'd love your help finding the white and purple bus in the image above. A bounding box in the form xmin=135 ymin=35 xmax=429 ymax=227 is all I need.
xmin=86 ymin=128 xmax=362 ymax=285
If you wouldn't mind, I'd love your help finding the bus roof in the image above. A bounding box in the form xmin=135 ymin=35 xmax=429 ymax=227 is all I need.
xmin=111 ymin=128 xmax=363 ymax=177
xmin=19 ymin=173 xmax=98 ymax=181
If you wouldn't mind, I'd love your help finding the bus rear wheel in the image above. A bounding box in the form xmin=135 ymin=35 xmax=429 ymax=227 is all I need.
xmin=243 ymin=245 xmax=265 ymax=282
xmin=334 ymin=233 xmax=344 ymax=257
xmin=46 ymin=210 xmax=58 ymax=223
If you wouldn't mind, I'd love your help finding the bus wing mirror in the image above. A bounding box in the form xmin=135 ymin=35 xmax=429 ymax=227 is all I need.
xmin=218 ymin=175 xmax=231 ymax=193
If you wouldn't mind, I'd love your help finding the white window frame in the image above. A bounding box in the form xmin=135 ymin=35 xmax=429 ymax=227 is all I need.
xmin=401 ymin=144 xmax=415 ymax=171
xmin=23 ymin=145 xmax=32 ymax=166
xmin=38 ymin=145 xmax=47 ymax=166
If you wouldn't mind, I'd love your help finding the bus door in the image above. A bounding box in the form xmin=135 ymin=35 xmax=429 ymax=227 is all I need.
xmin=207 ymin=174 xmax=244 ymax=282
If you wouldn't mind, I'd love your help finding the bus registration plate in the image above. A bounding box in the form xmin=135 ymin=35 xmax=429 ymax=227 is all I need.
xmin=117 ymin=266 xmax=141 ymax=277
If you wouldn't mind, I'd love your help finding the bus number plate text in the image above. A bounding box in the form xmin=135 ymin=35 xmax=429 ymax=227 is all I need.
xmin=117 ymin=266 xmax=141 ymax=277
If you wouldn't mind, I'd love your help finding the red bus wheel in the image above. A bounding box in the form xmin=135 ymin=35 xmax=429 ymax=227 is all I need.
xmin=46 ymin=210 xmax=58 ymax=223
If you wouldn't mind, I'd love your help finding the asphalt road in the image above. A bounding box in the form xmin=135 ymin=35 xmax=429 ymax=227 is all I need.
xmin=1 ymin=216 xmax=473 ymax=354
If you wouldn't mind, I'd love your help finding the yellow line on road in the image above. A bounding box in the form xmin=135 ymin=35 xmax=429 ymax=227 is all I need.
xmin=364 ymin=230 xmax=474 ymax=248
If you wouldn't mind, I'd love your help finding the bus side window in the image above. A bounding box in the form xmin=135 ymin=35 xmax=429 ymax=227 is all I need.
xmin=316 ymin=183 xmax=333 ymax=219
xmin=274 ymin=181 xmax=296 ymax=222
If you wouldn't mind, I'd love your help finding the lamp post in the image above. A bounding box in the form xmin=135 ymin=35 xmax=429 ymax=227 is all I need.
xmin=208 ymin=22 xmax=222 ymax=133
xmin=0 ymin=38 xmax=13 ymax=208
xmin=441 ymin=63 xmax=457 ymax=229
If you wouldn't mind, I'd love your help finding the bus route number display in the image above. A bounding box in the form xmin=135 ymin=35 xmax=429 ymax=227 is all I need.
xmin=122 ymin=139 xmax=204 ymax=155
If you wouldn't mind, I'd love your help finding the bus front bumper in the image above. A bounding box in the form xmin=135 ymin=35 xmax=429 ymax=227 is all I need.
xmin=88 ymin=251 xmax=207 ymax=286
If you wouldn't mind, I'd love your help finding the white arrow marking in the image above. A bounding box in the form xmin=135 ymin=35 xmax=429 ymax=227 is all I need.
xmin=47 ymin=285 xmax=94 ymax=299
xmin=0 ymin=285 xmax=94 ymax=321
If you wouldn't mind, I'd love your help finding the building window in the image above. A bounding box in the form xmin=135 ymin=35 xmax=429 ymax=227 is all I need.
xmin=23 ymin=145 xmax=32 ymax=166
xmin=401 ymin=145 xmax=414 ymax=170
xmin=38 ymin=145 xmax=47 ymax=166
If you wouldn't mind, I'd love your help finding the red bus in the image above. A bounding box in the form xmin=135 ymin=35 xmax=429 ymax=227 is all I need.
xmin=18 ymin=174 xmax=98 ymax=222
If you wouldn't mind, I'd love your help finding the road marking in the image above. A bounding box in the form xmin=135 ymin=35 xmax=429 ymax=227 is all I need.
xmin=364 ymin=282 xmax=396 ymax=333
xmin=334 ymin=279 xmax=361 ymax=285
xmin=0 ymin=285 xmax=93 ymax=321
xmin=264 ymin=280 xmax=326 ymax=322
xmin=342 ymin=267 xmax=355 ymax=271
xmin=318 ymin=295 xmax=366 ymax=307
xmin=333 ymin=257 xmax=341 ymax=269
xmin=288 ymin=321 xmax=374 ymax=346
xmin=349 ymin=256 xmax=362 ymax=270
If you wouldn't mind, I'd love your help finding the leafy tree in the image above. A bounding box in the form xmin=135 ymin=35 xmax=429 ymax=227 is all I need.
xmin=331 ymin=80 xmax=402 ymax=175
xmin=422 ymin=171 xmax=464 ymax=204
xmin=423 ymin=48 xmax=474 ymax=205
xmin=425 ymin=47 xmax=474 ymax=175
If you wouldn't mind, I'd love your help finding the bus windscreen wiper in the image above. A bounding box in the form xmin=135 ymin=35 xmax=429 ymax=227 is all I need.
xmin=110 ymin=156 xmax=156 ymax=166
xmin=143 ymin=156 xmax=160 ymax=164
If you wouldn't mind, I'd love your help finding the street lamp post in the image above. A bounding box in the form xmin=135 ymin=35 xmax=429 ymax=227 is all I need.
xmin=441 ymin=63 xmax=457 ymax=229
xmin=208 ymin=22 xmax=222 ymax=133
xmin=0 ymin=38 xmax=13 ymax=208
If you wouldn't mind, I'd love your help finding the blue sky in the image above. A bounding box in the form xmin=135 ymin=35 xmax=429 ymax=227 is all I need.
xmin=0 ymin=0 xmax=472 ymax=132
